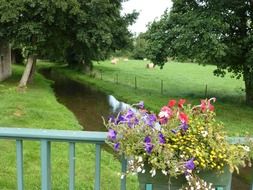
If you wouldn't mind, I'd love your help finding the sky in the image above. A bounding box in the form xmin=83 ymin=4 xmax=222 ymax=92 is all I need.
xmin=122 ymin=0 xmax=173 ymax=35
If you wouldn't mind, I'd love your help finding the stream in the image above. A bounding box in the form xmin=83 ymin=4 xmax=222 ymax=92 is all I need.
xmin=41 ymin=68 xmax=252 ymax=190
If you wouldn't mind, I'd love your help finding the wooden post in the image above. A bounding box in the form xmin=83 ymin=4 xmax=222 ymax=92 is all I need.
xmin=205 ymin=84 xmax=208 ymax=98
xmin=161 ymin=80 xmax=164 ymax=95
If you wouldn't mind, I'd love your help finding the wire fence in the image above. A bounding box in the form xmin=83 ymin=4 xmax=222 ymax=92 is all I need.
xmin=86 ymin=70 xmax=244 ymax=102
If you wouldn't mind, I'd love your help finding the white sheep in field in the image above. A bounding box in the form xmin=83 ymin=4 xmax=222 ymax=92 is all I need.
xmin=146 ymin=63 xmax=155 ymax=69
xmin=111 ymin=58 xmax=119 ymax=65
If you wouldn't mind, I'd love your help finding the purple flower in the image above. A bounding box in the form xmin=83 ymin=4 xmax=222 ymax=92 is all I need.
xmin=125 ymin=109 xmax=135 ymax=119
xmin=116 ymin=114 xmax=126 ymax=124
xmin=144 ymin=136 xmax=153 ymax=154
xmin=158 ymin=133 xmax=166 ymax=144
xmin=137 ymin=101 xmax=144 ymax=109
xmin=180 ymin=123 xmax=189 ymax=132
xmin=171 ymin=129 xmax=178 ymax=134
xmin=108 ymin=129 xmax=117 ymax=140
xmin=108 ymin=115 xmax=115 ymax=123
xmin=127 ymin=117 xmax=139 ymax=128
xmin=185 ymin=158 xmax=195 ymax=170
xmin=146 ymin=114 xmax=157 ymax=127
xmin=145 ymin=143 xmax=153 ymax=154
xmin=144 ymin=136 xmax=151 ymax=143
xmin=114 ymin=143 xmax=120 ymax=151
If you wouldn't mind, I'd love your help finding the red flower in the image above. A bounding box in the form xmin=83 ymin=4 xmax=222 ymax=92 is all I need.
xmin=178 ymin=99 xmax=186 ymax=108
xmin=200 ymin=100 xmax=207 ymax=112
xmin=200 ymin=98 xmax=216 ymax=112
xmin=179 ymin=112 xmax=188 ymax=124
xmin=168 ymin=100 xmax=177 ymax=107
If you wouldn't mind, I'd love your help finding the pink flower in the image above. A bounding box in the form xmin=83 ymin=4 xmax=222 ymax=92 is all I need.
xmin=158 ymin=106 xmax=172 ymax=125
xmin=179 ymin=112 xmax=188 ymax=124
xmin=200 ymin=98 xmax=216 ymax=112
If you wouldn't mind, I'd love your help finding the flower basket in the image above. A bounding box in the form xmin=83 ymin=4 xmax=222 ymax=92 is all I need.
xmin=138 ymin=165 xmax=231 ymax=190
xmin=104 ymin=98 xmax=252 ymax=189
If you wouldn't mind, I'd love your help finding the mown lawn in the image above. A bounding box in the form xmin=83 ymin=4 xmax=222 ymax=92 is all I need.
xmin=0 ymin=65 xmax=138 ymax=190
xmin=47 ymin=59 xmax=253 ymax=136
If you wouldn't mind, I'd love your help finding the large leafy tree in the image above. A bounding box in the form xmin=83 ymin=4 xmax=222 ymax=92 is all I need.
xmin=0 ymin=0 xmax=136 ymax=87
xmin=64 ymin=0 xmax=137 ymax=71
xmin=146 ymin=0 xmax=253 ymax=105
xmin=0 ymin=0 xmax=81 ymax=87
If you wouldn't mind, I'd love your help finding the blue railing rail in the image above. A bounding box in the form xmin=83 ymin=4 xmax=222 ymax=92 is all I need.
xmin=0 ymin=127 xmax=127 ymax=190
xmin=0 ymin=127 xmax=252 ymax=190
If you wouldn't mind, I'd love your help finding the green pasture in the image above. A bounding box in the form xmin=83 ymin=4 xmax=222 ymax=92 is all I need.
xmin=50 ymin=59 xmax=253 ymax=136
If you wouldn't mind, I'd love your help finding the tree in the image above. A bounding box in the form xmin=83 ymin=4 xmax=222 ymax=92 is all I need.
xmin=146 ymin=0 xmax=253 ymax=105
xmin=64 ymin=0 xmax=138 ymax=71
xmin=0 ymin=0 xmax=137 ymax=86
xmin=0 ymin=0 xmax=81 ymax=87
xmin=131 ymin=33 xmax=148 ymax=60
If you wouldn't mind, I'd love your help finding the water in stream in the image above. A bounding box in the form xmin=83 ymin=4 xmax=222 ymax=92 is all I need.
xmin=41 ymin=68 xmax=252 ymax=190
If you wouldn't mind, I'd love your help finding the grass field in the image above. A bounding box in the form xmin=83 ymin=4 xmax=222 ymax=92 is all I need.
xmin=49 ymin=59 xmax=253 ymax=136
xmin=0 ymin=65 xmax=138 ymax=190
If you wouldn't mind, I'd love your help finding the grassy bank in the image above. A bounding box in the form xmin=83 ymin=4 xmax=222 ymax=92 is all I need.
xmin=0 ymin=65 xmax=138 ymax=189
xmin=45 ymin=60 xmax=253 ymax=136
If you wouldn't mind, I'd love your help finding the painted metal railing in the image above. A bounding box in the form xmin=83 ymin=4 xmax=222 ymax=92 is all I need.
xmin=0 ymin=127 xmax=127 ymax=190
xmin=0 ymin=127 xmax=252 ymax=190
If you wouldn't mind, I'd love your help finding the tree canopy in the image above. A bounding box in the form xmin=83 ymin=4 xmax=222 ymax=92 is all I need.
xmin=0 ymin=0 xmax=137 ymax=86
xmin=146 ymin=0 xmax=253 ymax=105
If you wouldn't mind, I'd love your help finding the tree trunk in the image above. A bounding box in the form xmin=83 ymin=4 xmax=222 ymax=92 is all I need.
xmin=244 ymin=69 xmax=253 ymax=106
xmin=18 ymin=54 xmax=36 ymax=88
xmin=27 ymin=56 xmax=37 ymax=84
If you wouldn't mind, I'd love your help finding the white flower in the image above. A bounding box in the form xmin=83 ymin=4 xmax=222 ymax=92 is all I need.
xmin=242 ymin=145 xmax=250 ymax=152
xmin=137 ymin=167 xmax=142 ymax=173
xmin=185 ymin=175 xmax=190 ymax=181
xmin=154 ymin=122 xmax=161 ymax=131
xmin=162 ymin=170 xmax=168 ymax=175
xmin=128 ymin=160 xmax=134 ymax=165
xmin=142 ymin=169 xmax=145 ymax=173
xmin=201 ymin=131 xmax=208 ymax=137
xmin=138 ymin=156 xmax=143 ymax=163
xmin=158 ymin=111 xmax=168 ymax=118
xmin=150 ymin=169 xmax=156 ymax=177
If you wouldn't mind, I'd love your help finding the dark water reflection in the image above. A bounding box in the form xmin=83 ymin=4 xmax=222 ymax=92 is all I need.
xmin=41 ymin=68 xmax=130 ymax=131
xmin=40 ymin=68 xmax=252 ymax=190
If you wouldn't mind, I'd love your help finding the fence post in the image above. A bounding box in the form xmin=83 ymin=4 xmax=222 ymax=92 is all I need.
xmin=161 ymin=80 xmax=164 ymax=95
xmin=135 ymin=76 xmax=137 ymax=89
xmin=205 ymin=84 xmax=208 ymax=98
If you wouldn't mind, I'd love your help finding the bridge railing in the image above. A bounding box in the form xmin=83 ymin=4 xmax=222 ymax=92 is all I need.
xmin=0 ymin=127 xmax=252 ymax=190
xmin=0 ymin=127 xmax=128 ymax=190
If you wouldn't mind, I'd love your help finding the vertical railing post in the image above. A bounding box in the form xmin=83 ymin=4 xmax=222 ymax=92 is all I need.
xmin=120 ymin=155 xmax=127 ymax=190
xmin=41 ymin=140 xmax=51 ymax=190
xmin=69 ymin=142 xmax=75 ymax=190
xmin=145 ymin=184 xmax=153 ymax=190
xmin=16 ymin=140 xmax=24 ymax=190
xmin=95 ymin=144 xmax=101 ymax=190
